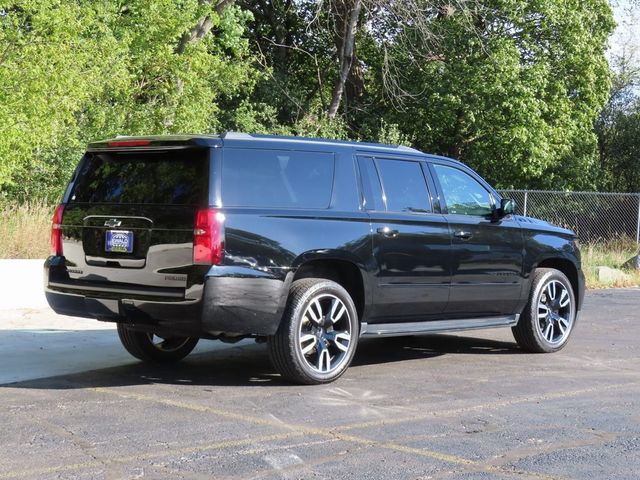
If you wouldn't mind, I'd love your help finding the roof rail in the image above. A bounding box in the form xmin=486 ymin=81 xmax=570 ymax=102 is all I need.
xmin=220 ymin=131 xmax=423 ymax=152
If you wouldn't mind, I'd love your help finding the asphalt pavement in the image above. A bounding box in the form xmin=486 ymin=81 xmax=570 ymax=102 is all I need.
xmin=1 ymin=288 xmax=639 ymax=479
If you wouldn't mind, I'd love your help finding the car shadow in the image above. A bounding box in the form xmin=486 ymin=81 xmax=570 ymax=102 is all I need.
xmin=352 ymin=333 xmax=519 ymax=367
xmin=0 ymin=331 xmax=521 ymax=390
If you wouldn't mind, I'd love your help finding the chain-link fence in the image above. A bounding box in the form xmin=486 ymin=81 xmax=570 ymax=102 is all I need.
xmin=499 ymin=190 xmax=640 ymax=244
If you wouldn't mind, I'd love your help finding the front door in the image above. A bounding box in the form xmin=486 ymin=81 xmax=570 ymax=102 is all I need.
xmin=430 ymin=163 xmax=524 ymax=317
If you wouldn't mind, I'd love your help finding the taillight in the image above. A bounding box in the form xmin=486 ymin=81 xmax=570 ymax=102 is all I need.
xmin=50 ymin=204 xmax=65 ymax=256
xmin=193 ymin=208 xmax=225 ymax=265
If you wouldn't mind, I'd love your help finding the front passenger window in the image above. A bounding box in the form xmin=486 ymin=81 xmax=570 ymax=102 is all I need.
xmin=433 ymin=164 xmax=493 ymax=216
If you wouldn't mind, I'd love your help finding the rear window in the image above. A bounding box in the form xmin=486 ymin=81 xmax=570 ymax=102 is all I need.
xmin=70 ymin=150 xmax=208 ymax=205
xmin=222 ymin=148 xmax=334 ymax=208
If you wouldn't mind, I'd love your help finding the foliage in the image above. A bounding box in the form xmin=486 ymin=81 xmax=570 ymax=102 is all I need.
xmin=241 ymin=0 xmax=615 ymax=190
xmin=0 ymin=0 xmax=621 ymax=202
xmin=595 ymin=4 xmax=640 ymax=193
xmin=596 ymin=98 xmax=640 ymax=192
xmin=0 ymin=0 xmax=259 ymax=201
xmin=365 ymin=0 xmax=615 ymax=189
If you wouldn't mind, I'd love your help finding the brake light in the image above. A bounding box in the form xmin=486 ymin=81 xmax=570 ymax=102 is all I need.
xmin=50 ymin=204 xmax=65 ymax=256
xmin=107 ymin=140 xmax=152 ymax=147
xmin=193 ymin=208 xmax=225 ymax=265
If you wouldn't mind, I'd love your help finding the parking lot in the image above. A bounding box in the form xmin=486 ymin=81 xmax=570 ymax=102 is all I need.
xmin=1 ymin=288 xmax=639 ymax=480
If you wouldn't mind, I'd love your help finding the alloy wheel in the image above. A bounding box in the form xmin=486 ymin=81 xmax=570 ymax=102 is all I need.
xmin=298 ymin=294 xmax=352 ymax=374
xmin=536 ymin=280 xmax=573 ymax=346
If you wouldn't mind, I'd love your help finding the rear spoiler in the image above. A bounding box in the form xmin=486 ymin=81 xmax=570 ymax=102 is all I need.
xmin=87 ymin=136 xmax=220 ymax=152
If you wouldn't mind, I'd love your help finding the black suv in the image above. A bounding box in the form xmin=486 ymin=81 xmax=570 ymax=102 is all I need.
xmin=45 ymin=133 xmax=585 ymax=384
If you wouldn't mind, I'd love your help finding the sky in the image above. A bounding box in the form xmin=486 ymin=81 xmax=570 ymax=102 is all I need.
xmin=608 ymin=0 xmax=640 ymax=64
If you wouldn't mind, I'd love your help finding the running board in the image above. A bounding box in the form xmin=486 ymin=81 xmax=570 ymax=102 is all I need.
xmin=360 ymin=314 xmax=520 ymax=338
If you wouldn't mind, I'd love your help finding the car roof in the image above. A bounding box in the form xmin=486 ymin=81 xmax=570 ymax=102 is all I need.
xmin=87 ymin=132 xmax=466 ymax=167
xmin=89 ymin=132 xmax=420 ymax=154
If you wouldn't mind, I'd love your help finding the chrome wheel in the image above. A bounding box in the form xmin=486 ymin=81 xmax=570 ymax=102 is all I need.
xmin=536 ymin=279 xmax=573 ymax=346
xmin=298 ymin=294 xmax=352 ymax=374
xmin=145 ymin=333 xmax=194 ymax=353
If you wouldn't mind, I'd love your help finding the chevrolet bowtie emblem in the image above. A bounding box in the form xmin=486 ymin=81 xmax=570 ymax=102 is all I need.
xmin=104 ymin=218 xmax=122 ymax=228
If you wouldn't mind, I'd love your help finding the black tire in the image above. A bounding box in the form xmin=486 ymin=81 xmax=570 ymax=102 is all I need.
xmin=512 ymin=268 xmax=577 ymax=353
xmin=268 ymin=278 xmax=359 ymax=385
xmin=116 ymin=324 xmax=199 ymax=363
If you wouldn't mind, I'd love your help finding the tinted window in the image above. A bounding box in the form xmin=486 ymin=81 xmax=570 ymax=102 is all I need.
xmin=376 ymin=158 xmax=431 ymax=213
xmin=357 ymin=156 xmax=385 ymax=211
xmin=433 ymin=164 xmax=493 ymax=216
xmin=222 ymin=149 xmax=334 ymax=208
xmin=71 ymin=150 xmax=208 ymax=205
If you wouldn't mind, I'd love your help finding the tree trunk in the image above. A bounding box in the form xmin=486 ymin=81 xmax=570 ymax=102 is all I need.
xmin=327 ymin=0 xmax=363 ymax=119
xmin=176 ymin=0 xmax=235 ymax=54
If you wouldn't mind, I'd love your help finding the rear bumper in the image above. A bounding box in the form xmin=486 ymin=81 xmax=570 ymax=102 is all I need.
xmin=45 ymin=259 xmax=292 ymax=337
xmin=44 ymin=289 xmax=205 ymax=339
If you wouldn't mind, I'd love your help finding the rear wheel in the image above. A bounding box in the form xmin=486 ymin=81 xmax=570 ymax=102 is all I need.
xmin=116 ymin=324 xmax=199 ymax=363
xmin=512 ymin=268 xmax=576 ymax=353
xmin=268 ymin=278 xmax=359 ymax=384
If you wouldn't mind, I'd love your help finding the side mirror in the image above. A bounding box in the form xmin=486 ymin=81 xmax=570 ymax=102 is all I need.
xmin=499 ymin=198 xmax=516 ymax=217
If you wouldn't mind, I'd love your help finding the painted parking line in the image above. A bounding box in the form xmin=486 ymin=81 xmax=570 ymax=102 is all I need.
xmin=0 ymin=431 xmax=309 ymax=480
xmin=5 ymin=381 xmax=634 ymax=480
xmin=337 ymin=381 xmax=640 ymax=432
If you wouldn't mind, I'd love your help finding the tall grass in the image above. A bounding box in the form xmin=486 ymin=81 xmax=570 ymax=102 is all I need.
xmin=0 ymin=201 xmax=52 ymax=259
xmin=581 ymin=238 xmax=640 ymax=288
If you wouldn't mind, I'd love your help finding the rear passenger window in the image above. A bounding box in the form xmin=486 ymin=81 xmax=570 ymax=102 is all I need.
xmin=222 ymin=149 xmax=334 ymax=208
xmin=375 ymin=159 xmax=431 ymax=213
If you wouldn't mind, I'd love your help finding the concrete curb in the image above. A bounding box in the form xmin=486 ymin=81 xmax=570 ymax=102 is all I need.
xmin=0 ymin=259 xmax=48 ymax=310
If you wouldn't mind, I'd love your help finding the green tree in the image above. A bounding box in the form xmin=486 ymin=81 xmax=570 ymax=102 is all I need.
xmin=367 ymin=0 xmax=615 ymax=189
xmin=0 ymin=0 xmax=259 ymax=201
xmin=595 ymin=2 xmax=640 ymax=192
xmin=0 ymin=0 xmax=618 ymax=200
xmin=241 ymin=1 xmax=614 ymax=191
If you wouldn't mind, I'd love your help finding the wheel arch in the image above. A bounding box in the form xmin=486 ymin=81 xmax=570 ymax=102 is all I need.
xmin=535 ymin=257 xmax=581 ymax=309
xmin=291 ymin=256 xmax=368 ymax=323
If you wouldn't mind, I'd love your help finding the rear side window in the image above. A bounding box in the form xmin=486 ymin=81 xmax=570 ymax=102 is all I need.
xmin=222 ymin=148 xmax=334 ymax=208
xmin=376 ymin=158 xmax=431 ymax=213
xmin=70 ymin=150 xmax=208 ymax=205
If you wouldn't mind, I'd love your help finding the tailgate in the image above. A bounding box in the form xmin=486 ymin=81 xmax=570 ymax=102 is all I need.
xmin=53 ymin=147 xmax=210 ymax=300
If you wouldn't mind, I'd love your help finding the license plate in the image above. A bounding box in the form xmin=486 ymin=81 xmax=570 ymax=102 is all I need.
xmin=105 ymin=230 xmax=134 ymax=253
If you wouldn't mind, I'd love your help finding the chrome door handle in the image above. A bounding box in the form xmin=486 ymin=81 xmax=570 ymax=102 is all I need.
xmin=377 ymin=226 xmax=399 ymax=238
xmin=453 ymin=230 xmax=473 ymax=240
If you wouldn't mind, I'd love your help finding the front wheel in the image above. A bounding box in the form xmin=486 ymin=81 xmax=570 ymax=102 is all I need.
xmin=512 ymin=268 xmax=576 ymax=353
xmin=268 ymin=278 xmax=359 ymax=384
xmin=117 ymin=324 xmax=199 ymax=363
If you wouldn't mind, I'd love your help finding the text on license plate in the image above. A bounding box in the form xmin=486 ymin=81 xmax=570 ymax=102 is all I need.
xmin=105 ymin=230 xmax=134 ymax=253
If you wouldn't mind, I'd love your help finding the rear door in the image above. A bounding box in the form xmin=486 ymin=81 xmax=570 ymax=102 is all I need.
xmin=428 ymin=162 xmax=524 ymax=316
xmin=358 ymin=155 xmax=451 ymax=322
xmin=59 ymin=147 xmax=209 ymax=299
